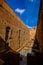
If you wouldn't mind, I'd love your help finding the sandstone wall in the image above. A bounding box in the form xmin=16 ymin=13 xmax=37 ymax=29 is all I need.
xmin=0 ymin=3 xmax=30 ymax=52
xmin=36 ymin=0 xmax=43 ymax=51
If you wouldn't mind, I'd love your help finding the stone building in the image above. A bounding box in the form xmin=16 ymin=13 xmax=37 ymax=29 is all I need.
xmin=36 ymin=0 xmax=43 ymax=51
xmin=0 ymin=0 xmax=30 ymax=52
xmin=0 ymin=0 xmax=43 ymax=52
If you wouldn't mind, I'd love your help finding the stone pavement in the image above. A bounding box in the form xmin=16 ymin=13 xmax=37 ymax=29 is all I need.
xmin=20 ymin=42 xmax=34 ymax=65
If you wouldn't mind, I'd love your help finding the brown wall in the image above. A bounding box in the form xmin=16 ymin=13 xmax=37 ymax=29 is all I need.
xmin=0 ymin=0 xmax=37 ymax=52
xmin=0 ymin=4 xmax=30 ymax=52
xmin=36 ymin=0 xmax=43 ymax=51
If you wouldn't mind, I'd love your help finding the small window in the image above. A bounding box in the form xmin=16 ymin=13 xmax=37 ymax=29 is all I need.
xmin=5 ymin=26 xmax=10 ymax=41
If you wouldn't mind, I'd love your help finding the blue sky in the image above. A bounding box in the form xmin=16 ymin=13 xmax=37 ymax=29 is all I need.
xmin=5 ymin=0 xmax=40 ymax=28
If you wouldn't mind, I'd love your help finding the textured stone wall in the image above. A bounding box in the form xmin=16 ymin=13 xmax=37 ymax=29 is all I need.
xmin=0 ymin=0 xmax=4 ymax=5
xmin=36 ymin=0 xmax=43 ymax=51
xmin=0 ymin=0 xmax=37 ymax=52
xmin=0 ymin=6 xmax=30 ymax=51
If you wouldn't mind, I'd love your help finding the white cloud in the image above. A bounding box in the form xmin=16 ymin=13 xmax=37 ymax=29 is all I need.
xmin=26 ymin=25 xmax=34 ymax=29
xmin=15 ymin=8 xmax=25 ymax=15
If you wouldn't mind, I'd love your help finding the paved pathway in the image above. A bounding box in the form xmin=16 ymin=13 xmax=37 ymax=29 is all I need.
xmin=20 ymin=42 xmax=34 ymax=65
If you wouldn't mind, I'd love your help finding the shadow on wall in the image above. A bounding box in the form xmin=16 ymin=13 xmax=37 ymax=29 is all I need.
xmin=0 ymin=36 xmax=5 ymax=49
xmin=0 ymin=36 xmax=20 ymax=65
xmin=35 ymin=0 xmax=43 ymax=51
